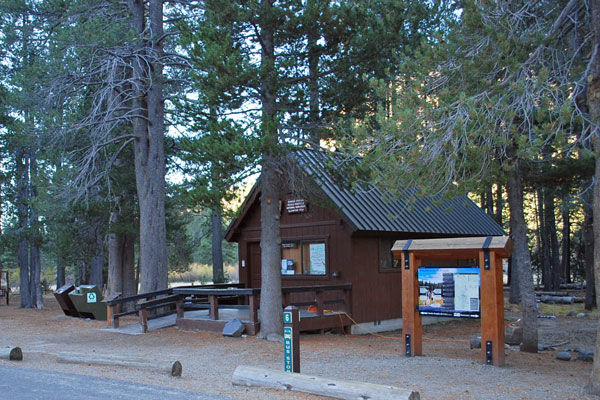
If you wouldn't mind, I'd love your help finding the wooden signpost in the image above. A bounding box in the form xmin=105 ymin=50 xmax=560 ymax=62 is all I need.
xmin=392 ymin=236 xmax=512 ymax=366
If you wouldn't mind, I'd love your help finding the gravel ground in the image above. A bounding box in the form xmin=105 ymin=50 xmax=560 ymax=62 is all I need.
xmin=0 ymin=296 xmax=597 ymax=399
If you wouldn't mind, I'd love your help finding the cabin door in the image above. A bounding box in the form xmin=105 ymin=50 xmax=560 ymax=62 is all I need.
xmin=249 ymin=242 xmax=261 ymax=288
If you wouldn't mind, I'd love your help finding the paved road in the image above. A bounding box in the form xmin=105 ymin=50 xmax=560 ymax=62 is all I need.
xmin=0 ymin=365 xmax=236 ymax=400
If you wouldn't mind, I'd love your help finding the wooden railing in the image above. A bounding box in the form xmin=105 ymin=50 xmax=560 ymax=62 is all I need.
xmin=282 ymin=283 xmax=352 ymax=316
xmin=173 ymin=283 xmax=352 ymax=325
xmin=107 ymin=283 xmax=352 ymax=333
xmin=105 ymin=283 xmax=242 ymax=329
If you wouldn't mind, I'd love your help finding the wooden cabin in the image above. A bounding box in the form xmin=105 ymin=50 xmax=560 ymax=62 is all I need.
xmin=225 ymin=149 xmax=505 ymax=332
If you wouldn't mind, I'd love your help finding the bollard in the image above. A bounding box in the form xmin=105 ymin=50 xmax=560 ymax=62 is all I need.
xmin=283 ymin=305 xmax=300 ymax=373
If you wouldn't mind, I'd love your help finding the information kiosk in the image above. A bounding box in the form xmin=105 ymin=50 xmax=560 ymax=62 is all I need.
xmin=392 ymin=236 xmax=512 ymax=366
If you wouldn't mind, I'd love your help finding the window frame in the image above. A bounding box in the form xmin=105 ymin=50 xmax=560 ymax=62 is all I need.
xmin=280 ymin=236 xmax=330 ymax=278
xmin=379 ymin=238 xmax=402 ymax=273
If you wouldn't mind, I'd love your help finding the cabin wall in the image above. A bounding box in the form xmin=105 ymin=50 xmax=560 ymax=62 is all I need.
xmin=234 ymin=197 xmax=352 ymax=300
xmin=349 ymin=237 xmax=403 ymax=323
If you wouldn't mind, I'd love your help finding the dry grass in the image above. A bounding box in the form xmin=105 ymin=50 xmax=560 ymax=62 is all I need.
xmin=169 ymin=263 xmax=239 ymax=285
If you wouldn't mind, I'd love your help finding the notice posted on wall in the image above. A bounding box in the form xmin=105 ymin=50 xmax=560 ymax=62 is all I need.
xmin=417 ymin=267 xmax=480 ymax=318
xmin=309 ymin=243 xmax=326 ymax=275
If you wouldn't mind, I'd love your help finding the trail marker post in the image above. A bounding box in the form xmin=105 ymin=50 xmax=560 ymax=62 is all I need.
xmin=283 ymin=305 xmax=300 ymax=373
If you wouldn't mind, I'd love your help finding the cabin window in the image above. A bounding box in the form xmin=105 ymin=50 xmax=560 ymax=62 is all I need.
xmin=379 ymin=239 xmax=400 ymax=270
xmin=281 ymin=241 xmax=327 ymax=276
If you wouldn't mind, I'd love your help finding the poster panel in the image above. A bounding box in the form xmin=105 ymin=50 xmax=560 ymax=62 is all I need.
xmin=309 ymin=243 xmax=326 ymax=275
xmin=417 ymin=267 xmax=480 ymax=318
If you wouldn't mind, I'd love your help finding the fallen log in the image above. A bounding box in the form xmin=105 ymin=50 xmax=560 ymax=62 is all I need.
xmin=560 ymin=283 xmax=585 ymax=290
xmin=232 ymin=365 xmax=420 ymax=400
xmin=539 ymin=296 xmax=574 ymax=304
xmin=535 ymin=291 xmax=569 ymax=297
xmin=0 ymin=346 xmax=22 ymax=361
xmin=57 ymin=353 xmax=182 ymax=377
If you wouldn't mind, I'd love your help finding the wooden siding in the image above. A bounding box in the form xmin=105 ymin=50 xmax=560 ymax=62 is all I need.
xmin=231 ymin=192 xmax=462 ymax=326
xmin=350 ymin=237 xmax=402 ymax=323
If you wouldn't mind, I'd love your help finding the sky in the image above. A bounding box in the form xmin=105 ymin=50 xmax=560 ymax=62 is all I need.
xmin=419 ymin=267 xmax=479 ymax=284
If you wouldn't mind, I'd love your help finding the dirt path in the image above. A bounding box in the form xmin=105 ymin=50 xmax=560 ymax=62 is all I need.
xmin=0 ymin=296 xmax=597 ymax=399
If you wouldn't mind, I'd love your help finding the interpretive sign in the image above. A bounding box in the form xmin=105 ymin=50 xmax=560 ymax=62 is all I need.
xmin=417 ymin=267 xmax=480 ymax=318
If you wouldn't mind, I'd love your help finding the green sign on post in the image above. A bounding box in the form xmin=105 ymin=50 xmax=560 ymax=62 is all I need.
xmin=283 ymin=306 xmax=300 ymax=373
xmin=284 ymin=326 xmax=293 ymax=372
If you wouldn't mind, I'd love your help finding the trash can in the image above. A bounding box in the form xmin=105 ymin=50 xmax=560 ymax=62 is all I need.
xmin=68 ymin=285 xmax=107 ymax=320
xmin=54 ymin=284 xmax=80 ymax=317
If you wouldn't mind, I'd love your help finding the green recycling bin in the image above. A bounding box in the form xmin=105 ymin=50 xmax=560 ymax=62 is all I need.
xmin=68 ymin=285 xmax=107 ymax=320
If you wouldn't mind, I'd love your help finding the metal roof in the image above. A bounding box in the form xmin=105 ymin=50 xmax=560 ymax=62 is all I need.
xmin=294 ymin=148 xmax=506 ymax=236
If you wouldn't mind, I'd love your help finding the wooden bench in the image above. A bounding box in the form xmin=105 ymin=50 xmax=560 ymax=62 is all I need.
xmin=136 ymin=294 xmax=184 ymax=333
xmin=106 ymin=289 xmax=173 ymax=329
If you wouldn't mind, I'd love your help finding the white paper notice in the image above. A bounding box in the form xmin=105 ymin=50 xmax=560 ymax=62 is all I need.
xmin=309 ymin=243 xmax=326 ymax=275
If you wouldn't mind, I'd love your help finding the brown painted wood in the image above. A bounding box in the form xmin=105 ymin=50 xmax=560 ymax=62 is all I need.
xmin=107 ymin=304 xmax=119 ymax=328
xmin=249 ymin=293 xmax=259 ymax=324
xmin=298 ymin=313 xmax=352 ymax=331
xmin=176 ymin=298 xmax=184 ymax=319
xmin=401 ymin=252 xmax=422 ymax=356
xmin=315 ymin=290 xmax=324 ymax=316
xmin=139 ymin=308 xmax=148 ymax=333
xmin=209 ymin=295 xmax=219 ymax=320
xmin=479 ymin=251 xmax=505 ymax=366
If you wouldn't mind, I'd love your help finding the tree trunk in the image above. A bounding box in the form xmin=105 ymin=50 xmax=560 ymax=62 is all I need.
xmin=79 ymin=260 xmax=88 ymax=285
xmin=508 ymin=256 xmax=520 ymax=304
xmin=56 ymin=261 xmax=65 ymax=289
xmin=585 ymin=0 xmax=600 ymax=393
xmin=545 ymin=191 xmax=561 ymax=289
xmin=90 ymin=228 xmax=104 ymax=288
xmin=495 ymin=184 xmax=503 ymax=225
xmin=561 ymin=200 xmax=571 ymax=283
xmin=537 ymin=189 xmax=552 ymax=290
xmin=28 ymin=149 xmax=43 ymax=309
xmin=485 ymin=187 xmax=493 ymax=216
xmin=108 ymin=211 xmax=123 ymax=296
xmin=122 ymin=233 xmax=137 ymax=310
xmin=211 ymin=207 xmax=225 ymax=284
xmin=584 ymin=196 xmax=596 ymax=310
xmin=307 ymin=0 xmax=320 ymax=147
xmin=108 ymin=211 xmax=137 ymax=310
xmin=259 ymin=158 xmax=283 ymax=339
xmin=16 ymin=147 xmax=31 ymax=308
xmin=258 ymin=0 xmax=283 ymax=340
xmin=129 ymin=0 xmax=168 ymax=293
xmin=506 ymin=162 xmax=538 ymax=353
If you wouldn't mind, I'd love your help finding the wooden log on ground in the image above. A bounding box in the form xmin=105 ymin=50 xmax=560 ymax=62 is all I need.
xmin=535 ymin=291 xmax=569 ymax=297
xmin=560 ymin=283 xmax=585 ymax=289
xmin=0 ymin=346 xmax=23 ymax=361
xmin=573 ymin=297 xmax=585 ymax=303
xmin=57 ymin=353 xmax=182 ymax=377
xmin=539 ymin=296 xmax=574 ymax=304
xmin=232 ymin=366 xmax=420 ymax=400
